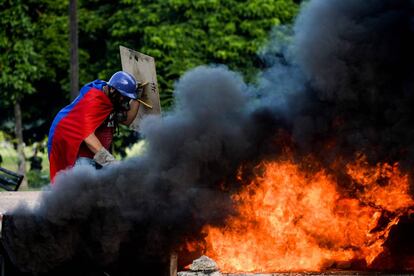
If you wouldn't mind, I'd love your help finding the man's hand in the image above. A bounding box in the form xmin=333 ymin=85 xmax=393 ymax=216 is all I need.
xmin=120 ymin=99 xmax=140 ymax=126
xmin=93 ymin=147 xmax=117 ymax=166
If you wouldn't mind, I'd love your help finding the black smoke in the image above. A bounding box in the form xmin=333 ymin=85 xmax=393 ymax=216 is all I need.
xmin=1 ymin=67 xmax=282 ymax=275
xmin=3 ymin=0 xmax=414 ymax=274
xmin=255 ymin=0 xmax=414 ymax=184
xmin=291 ymin=0 xmax=414 ymax=167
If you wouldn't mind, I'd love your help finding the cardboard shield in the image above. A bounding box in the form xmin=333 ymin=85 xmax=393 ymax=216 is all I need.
xmin=120 ymin=45 xmax=161 ymax=130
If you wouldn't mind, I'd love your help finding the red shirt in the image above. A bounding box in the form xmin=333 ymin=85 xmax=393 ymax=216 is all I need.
xmin=78 ymin=113 xmax=115 ymax=158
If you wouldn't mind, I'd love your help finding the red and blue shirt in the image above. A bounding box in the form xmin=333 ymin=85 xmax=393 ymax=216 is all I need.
xmin=48 ymin=80 xmax=113 ymax=182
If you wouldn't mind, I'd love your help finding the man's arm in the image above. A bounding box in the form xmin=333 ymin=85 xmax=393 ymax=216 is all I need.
xmin=120 ymin=100 xmax=140 ymax=127
xmin=84 ymin=133 xmax=103 ymax=154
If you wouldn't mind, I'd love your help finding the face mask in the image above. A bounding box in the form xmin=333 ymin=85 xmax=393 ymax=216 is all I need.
xmin=115 ymin=110 xmax=128 ymax=122
xmin=109 ymin=89 xmax=130 ymax=111
xmin=108 ymin=89 xmax=131 ymax=123
xmin=119 ymin=97 xmax=131 ymax=111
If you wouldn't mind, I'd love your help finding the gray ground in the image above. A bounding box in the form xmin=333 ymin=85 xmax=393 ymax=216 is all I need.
xmin=0 ymin=191 xmax=42 ymax=213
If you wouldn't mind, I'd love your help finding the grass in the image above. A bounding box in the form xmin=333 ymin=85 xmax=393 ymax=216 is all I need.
xmin=0 ymin=141 xmax=49 ymax=175
xmin=0 ymin=139 xmax=50 ymax=190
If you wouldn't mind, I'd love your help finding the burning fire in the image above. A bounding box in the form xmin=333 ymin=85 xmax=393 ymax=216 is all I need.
xmin=199 ymin=155 xmax=414 ymax=273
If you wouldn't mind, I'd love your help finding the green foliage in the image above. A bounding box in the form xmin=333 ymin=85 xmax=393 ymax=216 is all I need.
xmin=26 ymin=170 xmax=50 ymax=189
xmin=80 ymin=0 xmax=299 ymax=108
xmin=112 ymin=125 xmax=140 ymax=157
xmin=73 ymin=0 xmax=298 ymax=154
xmin=0 ymin=0 xmax=68 ymax=102
xmin=0 ymin=0 xmax=69 ymax=141
xmin=1 ymin=0 xmax=299 ymax=148
xmin=0 ymin=0 xmax=40 ymax=105
xmin=0 ymin=135 xmax=49 ymax=189
xmin=34 ymin=0 xmax=70 ymax=82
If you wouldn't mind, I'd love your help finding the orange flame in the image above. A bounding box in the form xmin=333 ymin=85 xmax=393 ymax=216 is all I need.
xmin=200 ymin=156 xmax=414 ymax=273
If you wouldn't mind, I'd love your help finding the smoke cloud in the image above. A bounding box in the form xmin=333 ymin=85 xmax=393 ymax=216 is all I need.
xmin=291 ymin=0 xmax=414 ymax=166
xmin=3 ymin=0 xmax=414 ymax=274
xmin=2 ymin=66 xmax=281 ymax=275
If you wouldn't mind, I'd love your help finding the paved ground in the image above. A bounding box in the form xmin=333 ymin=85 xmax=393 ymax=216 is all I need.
xmin=223 ymin=272 xmax=405 ymax=275
xmin=0 ymin=191 xmax=42 ymax=213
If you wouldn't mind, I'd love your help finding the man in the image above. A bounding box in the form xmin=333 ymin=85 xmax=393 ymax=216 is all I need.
xmin=47 ymin=71 xmax=141 ymax=182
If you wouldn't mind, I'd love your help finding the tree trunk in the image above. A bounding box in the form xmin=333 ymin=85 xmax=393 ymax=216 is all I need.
xmin=70 ymin=0 xmax=79 ymax=100
xmin=14 ymin=102 xmax=28 ymax=190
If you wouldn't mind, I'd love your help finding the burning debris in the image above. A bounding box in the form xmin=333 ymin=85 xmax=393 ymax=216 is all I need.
xmin=199 ymin=158 xmax=413 ymax=273
xmin=178 ymin=256 xmax=221 ymax=276
xmin=2 ymin=0 xmax=414 ymax=275
xmin=183 ymin=0 xmax=414 ymax=273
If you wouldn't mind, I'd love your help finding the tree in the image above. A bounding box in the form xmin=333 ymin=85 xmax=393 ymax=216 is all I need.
xmin=0 ymin=0 xmax=43 ymax=187
xmin=0 ymin=0 xmax=299 ymax=155
xmin=0 ymin=0 xmax=69 ymax=141
xmin=70 ymin=0 xmax=79 ymax=100
xmin=79 ymin=0 xmax=299 ymax=108
xmin=0 ymin=0 xmax=69 ymax=185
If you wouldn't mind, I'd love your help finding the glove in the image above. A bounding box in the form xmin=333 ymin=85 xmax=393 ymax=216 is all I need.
xmin=93 ymin=148 xmax=116 ymax=166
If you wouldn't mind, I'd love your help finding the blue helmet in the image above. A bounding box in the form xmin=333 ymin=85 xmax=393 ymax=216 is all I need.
xmin=108 ymin=71 xmax=138 ymax=99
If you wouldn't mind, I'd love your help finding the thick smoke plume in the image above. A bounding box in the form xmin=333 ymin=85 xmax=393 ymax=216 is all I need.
xmin=256 ymin=0 xmax=414 ymax=181
xmin=291 ymin=0 xmax=414 ymax=167
xmin=3 ymin=0 xmax=414 ymax=274
xmin=2 ymin=67 xmax=280 ymax=275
